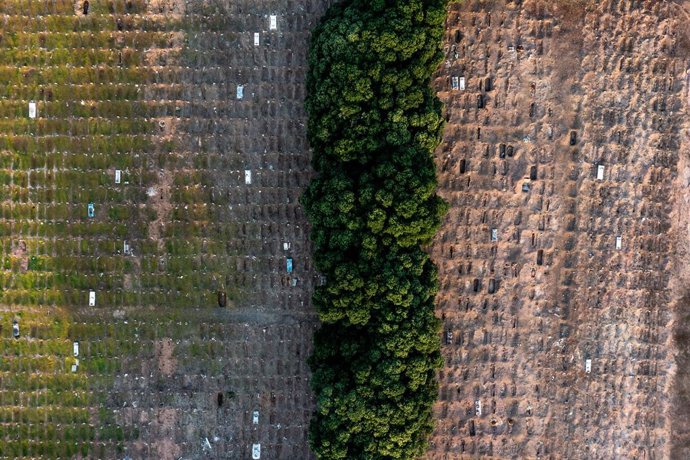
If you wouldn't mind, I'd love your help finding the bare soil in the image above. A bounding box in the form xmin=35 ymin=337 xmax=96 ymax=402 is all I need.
xmin=146 ymin=169 xmax=172 ymax=246
xmin=427 ymin=0 xmax=690 ymax=458
xmin=155 ymin=338 xmax=177 ymax=377
xmin=10 ymin=240 xmax=28 ymax=272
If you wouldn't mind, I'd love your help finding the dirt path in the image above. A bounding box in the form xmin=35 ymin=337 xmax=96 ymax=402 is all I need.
xmin=11 ymin=240 xmax=28 ymax=272
xmin=669 ymin=6 xmax=690 ymax=454
xmin=147 ymin=169 xmax=173 ymax=249
xmin=156 ymin=338 xmax=177 ymax=377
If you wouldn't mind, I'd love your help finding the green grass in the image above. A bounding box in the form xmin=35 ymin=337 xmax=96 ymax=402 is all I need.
xmin=0 ymin=0 xmax=244 ymax=454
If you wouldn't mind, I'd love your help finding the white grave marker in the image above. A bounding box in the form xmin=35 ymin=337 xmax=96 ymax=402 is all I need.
xmin=459 ymin=76 xmax=466 ymax=90
xmin=269 ymin=15 xmax=277 ymax=30
xmin=254 ymin=33 xmax=260 ymax=46
xmin=203 ymin=438 xmax=212 ymax=451
xmin=245 ymin=170 xmax=252 ymax=185
xmin=73 ymin=342 xmax=79 ymax=357
xmin=615 ymin=236 xmax=622 ymax=250
xmin=585 ymin=358 xmax=592 ymax=374
xmin=253 ymin=410 xmax=259 ymax=424
xmin=236 ymin=85 xmax=244 ymax=100
xmin=89 ymin=290 xmax=96 ymax=306
xmin=475 ymin=399 xmax=482 ymax=416
xmin=29 ymin=102 xmax=37 ymax=119
xmin=115 ymin=169 xmax=121 ymax=184
xmin=283 ymin=242 xmax=291 ymax=251
xmin=597 ymin=164 xmax=605 ymax=180
xmin=123 ymin=240 xmax=130 ymax=255
xmin=252 ymin=444 xmax=261 ymax=459
xmin=71 ymin=359 xmax=79 ymax=373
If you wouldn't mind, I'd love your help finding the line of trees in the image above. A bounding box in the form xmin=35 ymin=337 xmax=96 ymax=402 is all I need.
xmin=301 ymin=0 xmax=449 ymax=458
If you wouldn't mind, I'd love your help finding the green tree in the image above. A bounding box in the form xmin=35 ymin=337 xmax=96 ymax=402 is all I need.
xmin=303 ymin=0 xmax=449 ymax=457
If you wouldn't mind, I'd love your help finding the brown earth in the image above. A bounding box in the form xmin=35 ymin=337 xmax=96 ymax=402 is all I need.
xmin=10 ymin=240 xmax=28 ymax=272
xmin=146 ymin=168 xmax=172 ymax=245
xmin=155 ymin=338 xmax=177 ymax=377
xmin=427 ymin=0 xmax=690 ymax=458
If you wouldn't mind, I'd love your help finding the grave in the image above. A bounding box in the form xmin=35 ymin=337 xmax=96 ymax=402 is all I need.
xmin=217 ymin=290 xmax=227 ymax=308
xmin=252 ymin=443 xmax=261 ymax=459
xmin=488 ymin=278 xmax=497 ymax=294
xmin=452 ymin=76 xmax=460 ymax=90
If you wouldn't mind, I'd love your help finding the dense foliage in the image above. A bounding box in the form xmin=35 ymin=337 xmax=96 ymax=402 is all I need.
xmin=302 ymin=0 xmax=449 ymax=458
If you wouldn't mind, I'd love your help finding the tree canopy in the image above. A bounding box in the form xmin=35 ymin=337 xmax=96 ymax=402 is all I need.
xmin=302 ymin=0 xmax=448 ymax=458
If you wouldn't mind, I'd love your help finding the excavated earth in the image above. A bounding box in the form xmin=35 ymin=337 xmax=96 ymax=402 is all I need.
xmin=427 ymin=0 xmax=690 ymax=458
